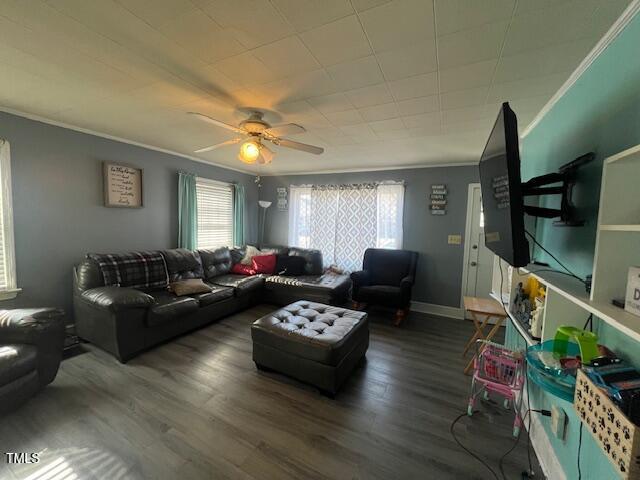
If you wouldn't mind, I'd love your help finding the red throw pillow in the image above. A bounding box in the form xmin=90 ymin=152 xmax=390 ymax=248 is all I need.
xmin=231 ymin=263 xmax=256 ymax=275
xmin=252 ymin=254 xmax=277 ymax=274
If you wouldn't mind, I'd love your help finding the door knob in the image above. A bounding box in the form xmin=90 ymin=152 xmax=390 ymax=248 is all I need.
xmin=472 ymin=245 xmax=478 ymax=250
xmin=470 ymin=261 xmax=477 ymax=267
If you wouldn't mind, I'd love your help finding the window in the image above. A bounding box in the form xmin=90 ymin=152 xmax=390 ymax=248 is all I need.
xmin=288 ymin=182 xmax=405 ymax=271
xmin=288 ymin=186 xmax=312 ymax=248
xmin=195 ymin=177 xmax=233 ymax=249
xmin=0 ymin=140 xmax=18 ymax=299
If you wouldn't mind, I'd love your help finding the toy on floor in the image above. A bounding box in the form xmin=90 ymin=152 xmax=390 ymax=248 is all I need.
xmin=467 ymin=340 xmax=525 ymax=436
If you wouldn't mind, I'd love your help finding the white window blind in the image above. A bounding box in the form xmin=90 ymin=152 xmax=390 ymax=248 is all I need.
xmin=196 ymin=177 xmax=234 ymax=249
xmin=0 ymin=140 xmax=17 ymax=298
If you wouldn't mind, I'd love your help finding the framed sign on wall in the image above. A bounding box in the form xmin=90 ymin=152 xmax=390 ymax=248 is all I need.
xmin=103 ymin=162 xmax=143 ymax=208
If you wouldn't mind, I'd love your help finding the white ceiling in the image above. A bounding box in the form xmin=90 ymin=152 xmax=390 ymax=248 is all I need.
xmin=0 ymin=0 xmax=631 ymax=174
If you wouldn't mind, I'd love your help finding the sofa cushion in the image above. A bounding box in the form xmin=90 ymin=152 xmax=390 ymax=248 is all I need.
xmin=356 ymin=285 xmax=402 ymax=306
xmin=198 ymin=247 xmax=232 ymax=279
xmin=251 ymin=301 xmax=368 ymax=366
xmin=260 ymin=245 xmax=289 ymax=256
xmin=162 ymin=249 xmax=204 ymax=282
xmin=87 ymin=251 xmax=168 ymax=289
xmin=275 ymin=255 xmax=306 ymax=276
xmin=288 ymin=247 xmax=323 ymax=275
xmin=0 ymin=344 xmax=38 ymax=385
xmin=365 ymin=249 xmax=415 ymax=287
xmin=265 ymin=273 xmax=351 ymax=297
xmin=230 ymin=247 xmax=246 ymax=265
xmin=169 ymin=279 xmax=211 ymax=296
xmin=231 ymin=263 xmax=257 ymax=276
xmin=147 ymin=291 xmax=199 ymax=327
xmin=240 ymin=245 xmax=262 ymax=265
xmin=252 ymin=254 xmax=276 ymax=274
xmin=209 ymin=274 xmax=264 ymax=297
xmin=192 ymin=286 xmax=235 ymax=307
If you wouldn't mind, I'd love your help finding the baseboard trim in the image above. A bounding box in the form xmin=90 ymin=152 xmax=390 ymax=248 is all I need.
xmin=410 ymin=301 xmax=464 ymax=320
xmin=520 ymin=389 xmax=566 ymax=480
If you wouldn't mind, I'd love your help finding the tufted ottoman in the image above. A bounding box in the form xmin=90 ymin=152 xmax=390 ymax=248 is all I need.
xmin=251 ymin=300 xmax=369 ymax=395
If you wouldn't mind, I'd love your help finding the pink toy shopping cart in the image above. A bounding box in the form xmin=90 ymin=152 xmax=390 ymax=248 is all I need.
xmin=467 ymin=340 xmax=525 ymax=436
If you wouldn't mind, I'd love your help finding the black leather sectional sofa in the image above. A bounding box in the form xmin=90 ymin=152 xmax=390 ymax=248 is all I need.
xmin=73 ymin=246 xmax=351 ymax=362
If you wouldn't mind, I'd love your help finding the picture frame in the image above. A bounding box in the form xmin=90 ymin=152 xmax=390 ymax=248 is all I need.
xmin=103 ymin=161 xmax=144 ymax=208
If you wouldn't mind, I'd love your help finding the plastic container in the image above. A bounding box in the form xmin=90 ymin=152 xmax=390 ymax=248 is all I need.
xmin=526 ymin=340 xmax=581 ymax=402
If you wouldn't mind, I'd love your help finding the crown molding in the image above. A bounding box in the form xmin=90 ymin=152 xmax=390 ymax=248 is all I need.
xmin=521 ymin=0 xmax=640 ymax=138
xmin=260 ymin=161 xmax=478 ymax=177
xmin=0 ymin=106 xmax=255 ymax=175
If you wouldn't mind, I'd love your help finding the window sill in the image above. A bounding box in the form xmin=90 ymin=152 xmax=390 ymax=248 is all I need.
xmin=0 ymin=288 xmax=22 ymax=301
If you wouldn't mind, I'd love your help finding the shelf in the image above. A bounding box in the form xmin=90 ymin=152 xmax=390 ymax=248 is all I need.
xmin=519 ymin=266 xmax=640 ymax=343
xmin=490 ymin=291 xmax=539 ymax=347
xmin=521 ymin=266 xmax=590 ymax=304
xmin=600 ymin=224 xmax=640 ymax=232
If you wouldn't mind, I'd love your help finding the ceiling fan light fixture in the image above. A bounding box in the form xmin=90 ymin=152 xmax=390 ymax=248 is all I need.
xmin=238 ymin=139 xmax=260 ymax=164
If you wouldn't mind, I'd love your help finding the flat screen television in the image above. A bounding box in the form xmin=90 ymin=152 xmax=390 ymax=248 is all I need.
xmin=478 ymin=102 xmax=530 ymax=267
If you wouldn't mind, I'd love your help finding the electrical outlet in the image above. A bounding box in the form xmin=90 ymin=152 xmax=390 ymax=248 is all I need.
xmin=448 ymin=234 xmax=462 ymax=245
xmin=551 ymin=405 xmax=567 ymax=440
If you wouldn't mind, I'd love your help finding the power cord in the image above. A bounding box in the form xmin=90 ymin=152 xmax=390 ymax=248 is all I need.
xmin=450 ymin=412 xmax=500 ymax=480
xmin=524 ymin=230 xmax=586 ymax=286
xmin=450 ymin=407 xmax=551 ymax=480
xmin=577 ymin=423 xmax=583 ymax=480
xmin=499 ymin=258 xmax=507 ymax=309
xmin=582 ymin=313 xmax=593 ymax=332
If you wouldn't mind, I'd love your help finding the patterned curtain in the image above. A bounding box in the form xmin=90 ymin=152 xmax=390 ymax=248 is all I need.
xmin=309 ymin=184 xmax=378 ymax=271
xmin=310 ymin=186 xmax=339 ymax=266
xmin=289 ymin=182 xmax=404 ymax=272
xmin=334 ymin=184 xmax=377 ymax=271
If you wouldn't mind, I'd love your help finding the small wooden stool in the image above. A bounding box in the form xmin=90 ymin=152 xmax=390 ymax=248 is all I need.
xmin=462 ymin=296 xmax=508 ymax=375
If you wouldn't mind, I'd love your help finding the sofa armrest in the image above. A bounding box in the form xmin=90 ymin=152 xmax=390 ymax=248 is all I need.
xmin=400 ymin=275 xmax=415 ymax=305
xmin=81 ymin=287 xmax=155 ymax=312
xmin=350 ymin=270 xmax=371 ymax=288
xmin=0 ymin=308 xmax=65 ymax=346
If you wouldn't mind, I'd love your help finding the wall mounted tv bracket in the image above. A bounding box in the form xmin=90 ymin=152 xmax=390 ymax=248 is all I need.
xmin=521 ymin=152 xmax=595 ymax=226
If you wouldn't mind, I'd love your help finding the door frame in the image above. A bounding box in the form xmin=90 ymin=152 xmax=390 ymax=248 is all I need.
xmin=460 ymin=183 xmax=481 ymax=312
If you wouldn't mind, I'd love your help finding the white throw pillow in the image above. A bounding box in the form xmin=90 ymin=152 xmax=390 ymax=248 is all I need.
xmin=240 ymin=245 xmax=261 ymax=265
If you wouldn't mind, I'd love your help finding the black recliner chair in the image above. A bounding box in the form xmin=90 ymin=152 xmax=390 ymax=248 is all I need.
xmin=351 ymin=248 xmax=418 ymax=326
xmin=0 ymin=308 xmax=66 ymax=414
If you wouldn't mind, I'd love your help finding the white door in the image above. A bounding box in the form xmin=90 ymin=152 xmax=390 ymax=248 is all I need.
xmin=463 ymin=184 xmax=494 ymax=300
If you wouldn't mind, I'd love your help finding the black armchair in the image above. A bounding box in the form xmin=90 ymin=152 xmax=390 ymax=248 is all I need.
xmin=0 ymin=308 xmax=65 ymax=414
xmin=351 ymin=248 xmax=418 ymax=325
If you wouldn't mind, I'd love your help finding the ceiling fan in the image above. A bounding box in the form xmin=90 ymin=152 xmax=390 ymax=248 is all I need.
xmin=188 ymin=111 xmax=324 ymax=165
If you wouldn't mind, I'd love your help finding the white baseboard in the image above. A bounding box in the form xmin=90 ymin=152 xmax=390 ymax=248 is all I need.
xmin=410 ymin=301 xmax=464 ymax=320
xmin=520 ymin=389 xmax=566 ymax=480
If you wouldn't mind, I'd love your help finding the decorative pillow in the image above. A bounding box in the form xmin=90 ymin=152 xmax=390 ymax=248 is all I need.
xmin=231 ymin=263 xmax=256 ymax=275
xmin=240 ymin=245 xmax=261 ymax=265
xmin=252 ymin=254 xmax=277 ymax=274
xmin=275 ymin=255 xmax=307 ymax=276
xmin=168 ymin=278 xmax=212 ymax=296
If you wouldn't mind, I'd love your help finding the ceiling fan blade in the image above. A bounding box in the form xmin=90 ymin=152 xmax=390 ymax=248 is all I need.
xmin=276 ymin=138 xmax=324 ymax=155
xmin=188 ymin=112 xmax=245 ymax=134
xmin=194 ymin=138 xmax=242 ymax=153
xmin=258 ymin=144 xmax=274 ymax=164
xmin=264 ymin=123 xmax=306 ymax=137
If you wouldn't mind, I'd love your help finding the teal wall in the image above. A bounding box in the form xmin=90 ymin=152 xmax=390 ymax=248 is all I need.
xmin=521 ymin=13 xmax=640 ymax=280
xmin=509 ymin=11 xmax=640 ymax=480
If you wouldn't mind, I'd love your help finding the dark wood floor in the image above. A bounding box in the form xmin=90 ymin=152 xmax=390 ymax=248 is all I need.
xmin=0 ymin=305 xmax=540 ymax=479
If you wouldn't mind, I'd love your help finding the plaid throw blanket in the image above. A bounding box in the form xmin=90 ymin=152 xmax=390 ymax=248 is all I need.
xmin=87 ymin=251 xmax=169 ymax=289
